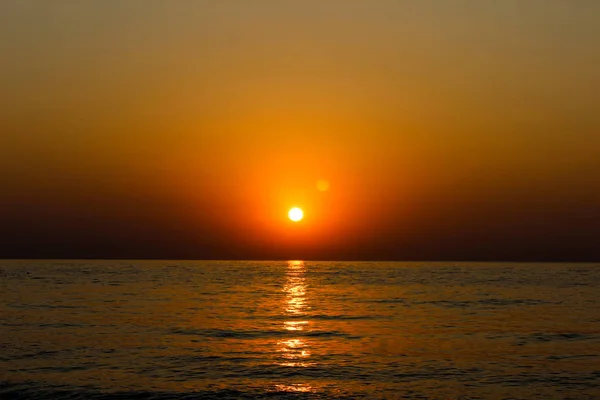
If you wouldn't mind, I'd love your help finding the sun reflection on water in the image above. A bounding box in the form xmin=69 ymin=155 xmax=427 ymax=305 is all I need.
xmin=274 ymin=383 xmax=314 ymax=393
xmin=276 ymin=260 xmax=313 ymax=371
xmin=282 ymin=260 xmax=309 ymax=325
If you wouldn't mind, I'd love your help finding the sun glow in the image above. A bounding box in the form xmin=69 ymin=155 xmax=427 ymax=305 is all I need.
xmin=288 ymin=207 xmax=304 ymax=222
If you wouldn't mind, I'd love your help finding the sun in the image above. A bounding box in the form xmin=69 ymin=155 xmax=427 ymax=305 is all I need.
xmin=288 ymin=207 xmax=304 ymax=222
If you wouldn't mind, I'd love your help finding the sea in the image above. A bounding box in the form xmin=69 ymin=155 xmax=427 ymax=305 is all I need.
xmin=1 ymin=260 xmax=599 ymax=399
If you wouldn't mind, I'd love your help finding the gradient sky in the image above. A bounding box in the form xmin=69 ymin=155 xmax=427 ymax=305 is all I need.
xmin=1 ymin=1 xmax=599 ymax=260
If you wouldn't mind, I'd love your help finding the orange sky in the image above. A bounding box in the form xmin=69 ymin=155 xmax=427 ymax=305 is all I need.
xmin=1 ymin=1 xmax=599 ymax=260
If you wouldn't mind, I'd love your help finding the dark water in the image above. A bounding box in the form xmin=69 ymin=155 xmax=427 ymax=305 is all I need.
xmin=1 ymin=260 xmax=599 ymax=399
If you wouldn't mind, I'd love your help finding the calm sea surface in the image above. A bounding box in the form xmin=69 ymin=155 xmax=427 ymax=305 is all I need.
xmin=1 ymin=260 xmax=599 ymax=399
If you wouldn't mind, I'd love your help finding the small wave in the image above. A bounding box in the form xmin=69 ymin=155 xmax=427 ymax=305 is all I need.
xmin=37 ymin=323 xmax=87 ymax=328
xmin=0 ymin=382 xmax=363 ymax=400
xmin=361 ymin=298 xmax=548 ymax=308
xmin=0 ymin=349 xmax=72 ymax=362
xmin=514 ymin=332 xmax=600 ymax=346
xmin=6 ymin=303 xmax=90 ymax=310
xmin=415 ymin=298 xmax=549 ymax=308
xmin=169 ymin=327 xmax=360 ymax=339
xmin=310 ymin=314 xmax=382 ymax=320
xmin=362 ymin=298 xmax=407 ymax=304
xmin=547 ymin=354 xmax=599 ymax=360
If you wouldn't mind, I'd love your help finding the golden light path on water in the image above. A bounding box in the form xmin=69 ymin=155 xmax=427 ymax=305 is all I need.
xmin=275 ymin=260 xmax=314 ymax=393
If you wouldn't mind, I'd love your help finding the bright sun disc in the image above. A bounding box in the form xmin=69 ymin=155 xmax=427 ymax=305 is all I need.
xmin=288 ymin=207 xmax=304 ymax=222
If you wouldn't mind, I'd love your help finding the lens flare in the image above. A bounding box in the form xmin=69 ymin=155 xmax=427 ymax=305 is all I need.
xmin=316 ymin=179 xmax=330 ymax=191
